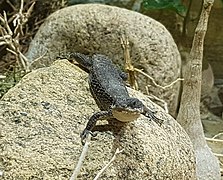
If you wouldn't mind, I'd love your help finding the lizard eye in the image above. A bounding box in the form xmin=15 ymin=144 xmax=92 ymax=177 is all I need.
xmin=128 ymin=98 xmax=143 ymax=108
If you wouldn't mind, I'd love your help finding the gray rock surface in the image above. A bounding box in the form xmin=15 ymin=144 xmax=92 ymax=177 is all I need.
xmin=0 ymin=60 xmax=195 ymax=179
xmin=26 ymin=4 xmax=181 ymax=116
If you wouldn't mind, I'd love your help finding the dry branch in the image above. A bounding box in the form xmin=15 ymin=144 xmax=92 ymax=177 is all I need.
xmin=212 ymin=132 xmax=223 ymax=139
xmin=121 ymin=35 xmax=138 ymax=90
xmin=0 ymin=0 xmax=35 ymax=72
xmin=135 ymin=68 xmax=183 ymax=90
xmin=70 ymin=134 xmax=92 ymax=180
xmin=176 ymin=0 xmax=220 ymax=178
xmin=93 ymin=148 xmax=124 ymax=180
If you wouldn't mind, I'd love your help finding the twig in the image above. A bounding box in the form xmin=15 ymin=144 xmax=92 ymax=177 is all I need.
xmin=26 ymin=2 xmax=36 ymax=19
xmin=213 ymin=132 xmax=223 ymax=139
xmin=6 ymin=0 xmax=17 ymax=11
xmin=30 ymin=51 xmax=47 ymax=66
xmin=134 ymin=68 xmax=184 ymax=90
xmin=2 ymin=11 xmax=13 ymax=36
xmin=0 ymin=0 xmax=34 ymax=72
xmin=19 ymin=50 xmax=29 ymax=67
xmin=120 ymin=35 xmax=138 ymax=90
xmin=93 ymin=148 xmax=124 ymax=180
xmin=0 ymin=75 xmax=6 ymax=79
xmin=0 ymin=34 xmax=11 ymax=41
xmin=213 ymin=153 xmax=223 ymax=158
xmin=206 ymin=137 xmax=223 ymax=143
xmin=6 ymin=48 xmax=17 ymax=55
xmin=70 ymin=134 xmax=92 ymax=180
xmin=220 ymin=162 xmax=223 ymax=168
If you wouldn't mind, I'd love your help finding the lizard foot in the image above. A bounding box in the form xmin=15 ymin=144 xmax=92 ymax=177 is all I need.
xmin=80 ymin=129 xmax=97 ymax=145
xmin=144 ymin=110 xmax=164 ymax=126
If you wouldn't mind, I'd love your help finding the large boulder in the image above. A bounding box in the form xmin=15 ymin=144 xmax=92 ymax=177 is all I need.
xmin=0 ymin=60 xmax=195 ymax=179
xmin=26 ymin=4 xmax=181 ymax=116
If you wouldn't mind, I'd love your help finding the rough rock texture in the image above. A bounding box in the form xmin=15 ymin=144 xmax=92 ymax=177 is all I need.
xmin=0 ymin=60 xmax=195 ymax=179
xmin=26 ymin=4 xmax=181 ymax=116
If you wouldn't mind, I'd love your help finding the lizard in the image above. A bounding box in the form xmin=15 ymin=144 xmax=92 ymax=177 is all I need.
xmin=64 ymin=52 xmax=163 ymax=143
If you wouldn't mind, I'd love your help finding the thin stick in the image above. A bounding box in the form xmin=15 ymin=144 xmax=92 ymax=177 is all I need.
xmin=3 ymin=11 xmax=13 ymax=35
xmin=19 ymin=50 xmax=30 ymax=68
xmin=0 ymin=41 xmax=7 ymax=46
xmin=70 ymin=134 xmax=92 ymax=180
xmin=0 ymin=75 xmax=6 ymax=79
xmin=6 ymin=48 xmax=17 ymax=55
xmin=0 ymin=0 xmax=34 ymax=72
xmin=213 ymin=132 xmax=223 ymax=139
xmin=206 ymin=137 xmax=223 ymax=143
xmin=0 ymin=34 xmax=11 ymax=40
xmin=93 ymin=148 xmax=124 ymax=180
xmin=134 ymin=68 xmax=184 ymax=90
xmin=6 ymin=0 xmax=17 ymax=11
xmin=30 ymin=51 xmax=47 ymax=66
xmin=19 ymin=0 xmax=24 ymax=14
xmin=213 ymin=153 xmax=223 ymax=158
xmin=120 ymin=35 xmax=138 ymax=90
xmin=26 ymin=2 xmax=36 ymax=18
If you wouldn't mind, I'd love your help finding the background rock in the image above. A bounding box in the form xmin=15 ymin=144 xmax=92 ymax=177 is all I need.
xmin=26 ymin=4 xmax=181 ymax=116
xmin=0 ymin=60 xmax=195 ymax=179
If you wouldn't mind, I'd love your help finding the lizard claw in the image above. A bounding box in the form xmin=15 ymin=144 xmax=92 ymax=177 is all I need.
xmin=80 ymin=129 xmax=97 ymax=145
xmin=153 ymin=116 xmax=164 ymax=126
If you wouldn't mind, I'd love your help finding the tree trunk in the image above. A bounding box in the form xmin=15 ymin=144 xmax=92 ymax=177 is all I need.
xmin=177 ymin=0 xmax=220 ymax=179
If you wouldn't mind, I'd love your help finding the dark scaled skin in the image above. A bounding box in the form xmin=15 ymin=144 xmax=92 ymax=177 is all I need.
xmin=65 ymin=52 xmax=163 ymax=143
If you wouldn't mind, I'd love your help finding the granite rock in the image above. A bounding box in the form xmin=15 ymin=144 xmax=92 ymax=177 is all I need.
xmin=0 ymin=60 xmax=195 ymax=179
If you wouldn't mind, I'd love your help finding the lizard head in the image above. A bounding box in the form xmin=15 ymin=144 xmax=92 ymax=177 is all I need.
xmin=111 ymin=97 xmax=144 ymax=122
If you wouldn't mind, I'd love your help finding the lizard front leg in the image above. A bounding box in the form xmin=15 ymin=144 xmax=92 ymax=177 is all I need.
xmin=142 ymin=106 xmax=164 ymax=126
xmin=81 ymin=110 xmax=113 ymax=144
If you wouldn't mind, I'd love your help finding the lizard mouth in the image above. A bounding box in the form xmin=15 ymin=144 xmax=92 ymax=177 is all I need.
xmin=111 ymin=108 xmax=141 ymax=122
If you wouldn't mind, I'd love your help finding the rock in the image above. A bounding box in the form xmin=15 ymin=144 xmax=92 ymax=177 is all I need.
xmin=68 ymin=0 xmax=143 ymax=11
xmin=0 ymin=60 xmax=195 ymax=179
xmin=26 ymin=4 xmax=181 ymax=116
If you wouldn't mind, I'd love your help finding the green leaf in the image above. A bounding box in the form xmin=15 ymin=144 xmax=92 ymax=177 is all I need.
xmin=142 ymin=0 xmax=186 ymax=15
